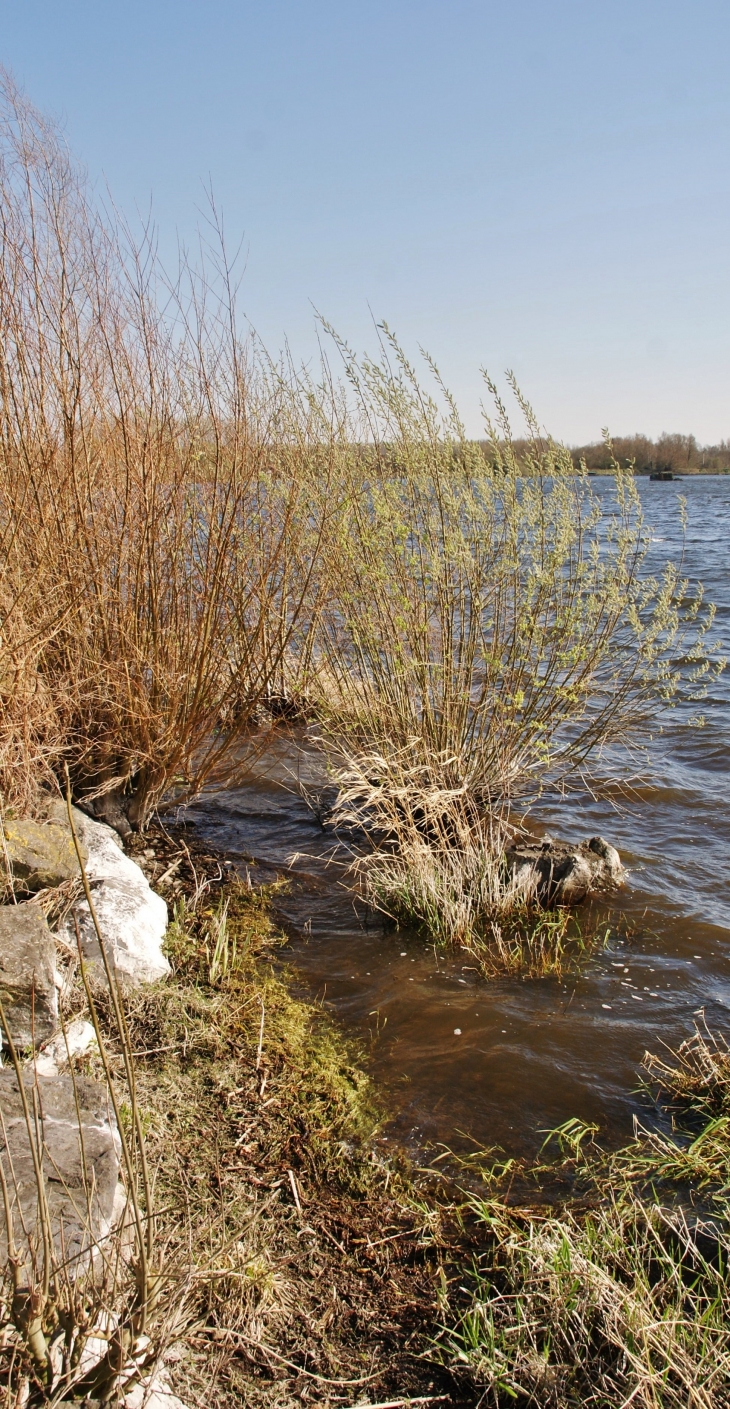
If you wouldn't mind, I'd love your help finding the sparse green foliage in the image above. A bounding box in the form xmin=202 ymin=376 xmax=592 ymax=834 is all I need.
xmin=304 ymin=330 xmax=723 ymax=958
xmin=315 ymin=333 xmax=721 ymax=798
xmin=444 ymin=1195 xmax=730 ymax=1406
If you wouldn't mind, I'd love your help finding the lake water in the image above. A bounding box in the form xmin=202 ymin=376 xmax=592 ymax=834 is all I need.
xmin=188 ymin=475 xmax=730 ymax=1165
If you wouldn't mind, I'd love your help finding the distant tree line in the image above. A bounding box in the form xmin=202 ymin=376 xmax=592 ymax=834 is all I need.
xmin=478 ymin=434 xmax=730 ymax=475
xmin=569 ymin=433 xmax=730 ymax=475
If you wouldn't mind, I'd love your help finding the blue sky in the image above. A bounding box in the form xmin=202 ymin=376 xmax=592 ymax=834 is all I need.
xmin=1 ymin=0 xmax=728 ymax=441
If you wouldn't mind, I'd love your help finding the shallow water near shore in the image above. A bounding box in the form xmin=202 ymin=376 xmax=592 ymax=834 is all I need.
xmin=188 ymin=476 xmax=730 ymax=1165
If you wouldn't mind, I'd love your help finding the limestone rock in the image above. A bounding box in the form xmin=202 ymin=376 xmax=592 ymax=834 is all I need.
xmin=0 ymin=902 xmax=58 ymax=1047
xmin=2 ymin=815 xmax=87 ymax=893
xmin=59 ymin=809 xmax=169 ymax=986
xmin=0 ymin=1069 xmax=121 ymax=1270
xmin=125 ymin=1369 xmax=191 ymax=1409
xmin=505 ymin=835 xmax=624 ymax=906
xmin=34 ymin=1018 xmax=97 ymax=1077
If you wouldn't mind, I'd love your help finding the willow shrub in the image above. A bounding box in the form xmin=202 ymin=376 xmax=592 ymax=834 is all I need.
xmin=310 ymin=329 xmax=724 ymax=954
xmin=0 ymin=78 xmax=329 ymax=828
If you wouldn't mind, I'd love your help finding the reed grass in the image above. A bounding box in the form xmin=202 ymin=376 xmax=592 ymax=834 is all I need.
xmin=441 ymin=1022 xmax=730 ymax=1407
xmin=444 ymin=1196 xmax=730 ymax=1407
xmin=339 ymin=767 xmax=599 ymax=974
xmin=643 ymin=1015 xmax=730 ymax=1118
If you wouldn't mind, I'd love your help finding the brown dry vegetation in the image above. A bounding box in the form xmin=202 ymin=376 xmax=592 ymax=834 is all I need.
xmin=0 ymin=74 xmax=330 ymax=829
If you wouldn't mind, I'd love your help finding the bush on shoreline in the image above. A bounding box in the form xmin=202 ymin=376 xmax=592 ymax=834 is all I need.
xmin=307 ymin=334 xmax=723 ymax=960
xmin=0 ymin=77 xmax=329 ymax=830
xmin=0 ymin=81 xmax=724 ymax=968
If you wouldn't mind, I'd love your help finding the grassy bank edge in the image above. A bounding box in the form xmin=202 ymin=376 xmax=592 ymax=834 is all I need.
xmin=4 ymin=814 xmax=729 ymax=1407
xmin=102 ymin=833 xmax=474 ymax=1408
xmin=119 ymin=830 xmax=730 ymax=1408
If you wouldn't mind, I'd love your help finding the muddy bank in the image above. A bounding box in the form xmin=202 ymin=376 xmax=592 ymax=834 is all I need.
xmin=0 ymin=806 xmax=479 ymax=1406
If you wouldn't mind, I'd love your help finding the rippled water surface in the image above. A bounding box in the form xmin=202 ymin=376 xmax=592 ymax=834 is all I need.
xmin=189 ymin=476 xmax=730 ymax=1163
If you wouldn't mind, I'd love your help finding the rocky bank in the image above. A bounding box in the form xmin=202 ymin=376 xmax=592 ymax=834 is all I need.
xmin=0 ymin=798 xmax=624 ymax=1405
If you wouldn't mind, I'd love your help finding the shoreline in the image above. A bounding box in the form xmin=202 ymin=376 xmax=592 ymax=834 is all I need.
xmin=136 ymin=817 xmax=730 ymax=1408
xmin=2 ymin=798 xmax=730 ymax=1404
xmin=121 ymin=818 xmax=477 ymax=1406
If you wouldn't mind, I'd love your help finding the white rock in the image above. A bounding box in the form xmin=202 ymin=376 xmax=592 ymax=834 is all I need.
xmin=74 ymin=1313 xmax=192 ymax=1405
xmin=124 ymin=1366 xmax=190 ymax=1409
xmin=61 ymin=811 xmax=170 ymax=986
xmin=34 ymin=1018 xmax=97 ymax=1076
xmin=0 ymin=1069 xmax=121 ymax=1268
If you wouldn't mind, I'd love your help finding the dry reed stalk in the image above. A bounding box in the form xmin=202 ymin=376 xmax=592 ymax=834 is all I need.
xmin=0 ymin=75 xmax=334 ymax=829
xmin=643 ymin=1016 xmax=730 ymax=1117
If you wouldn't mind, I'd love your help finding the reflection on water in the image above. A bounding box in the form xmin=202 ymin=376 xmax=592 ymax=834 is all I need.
xmin=187 ymin=476 xmax=730 ymax=1164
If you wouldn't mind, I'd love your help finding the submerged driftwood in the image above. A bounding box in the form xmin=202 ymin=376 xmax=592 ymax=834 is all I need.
xmin=505 ymin=835 xmax=624 ymax=906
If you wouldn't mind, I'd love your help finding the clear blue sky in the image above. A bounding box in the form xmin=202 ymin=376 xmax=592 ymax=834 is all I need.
xmin=1 ymin=0 xmax=728 ymax=442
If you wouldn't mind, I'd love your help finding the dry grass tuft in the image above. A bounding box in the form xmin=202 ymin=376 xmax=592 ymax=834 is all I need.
xmin=643 ymin=1015 xmax=730 ymax=1118
xmin=330 ymin=752 xmax=599 ymax=975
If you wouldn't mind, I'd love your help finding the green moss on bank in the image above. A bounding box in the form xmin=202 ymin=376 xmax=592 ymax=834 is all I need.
xmin=91 ymin=828 xmax=730 ymax=1407
xmin=103 ymin=843 xmax=468 ymax=1408
xmin=141 ymin=883 xmax=382 ymax=1197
